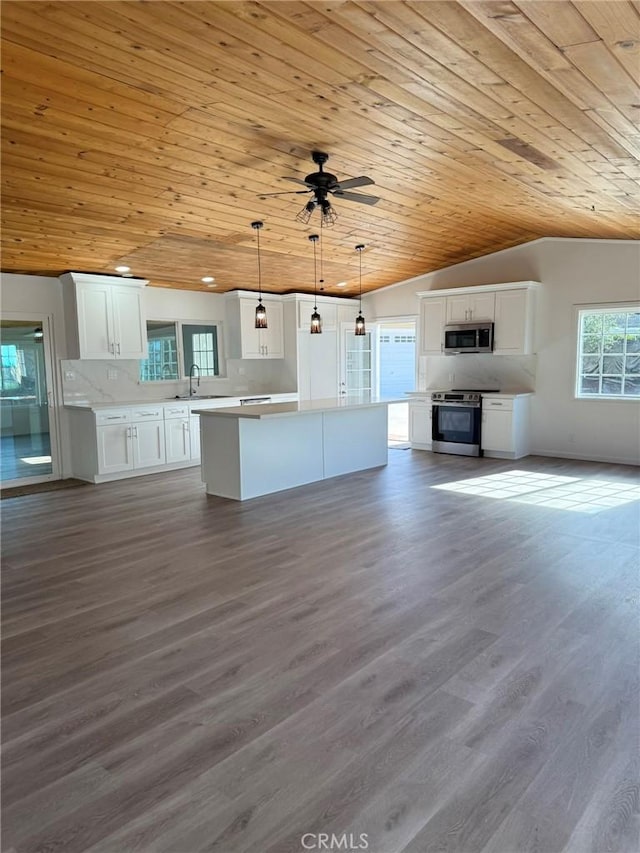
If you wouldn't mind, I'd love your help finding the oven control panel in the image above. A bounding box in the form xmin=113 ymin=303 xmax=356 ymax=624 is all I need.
xmin=432 ymin=392 xmax=481 ymax=404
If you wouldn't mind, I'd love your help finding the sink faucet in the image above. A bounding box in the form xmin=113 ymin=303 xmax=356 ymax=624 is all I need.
xmin=189 ymin=364 xmax=201 ymax=397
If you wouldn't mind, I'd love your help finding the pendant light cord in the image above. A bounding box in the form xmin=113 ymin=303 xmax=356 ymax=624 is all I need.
xmin=256 ymin=225 xmax=262 ymax=301
xmin=319 ymin=218 xmax=324 ymax=291
xmin=313 ymin=237 xmax=318 ymax=309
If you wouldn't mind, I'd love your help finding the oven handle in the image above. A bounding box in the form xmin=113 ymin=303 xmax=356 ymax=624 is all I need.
xmin=432 ymin=401 xmax=481 ymax=408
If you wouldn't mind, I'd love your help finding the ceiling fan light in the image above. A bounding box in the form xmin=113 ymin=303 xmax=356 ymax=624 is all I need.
xmin=321 ymin=200 xmax=337 ymax=227
xmin=296 ymin=200 xmax=316 ymax=224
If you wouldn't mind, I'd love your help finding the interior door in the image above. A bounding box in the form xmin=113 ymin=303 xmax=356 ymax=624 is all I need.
xmin=0 ymin=316 xmax=60 ymax=486
xmin=340 ymin=322 xmax=376 ymax=397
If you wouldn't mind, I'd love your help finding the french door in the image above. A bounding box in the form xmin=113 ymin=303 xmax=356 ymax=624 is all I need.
xmin=1 ymin=315 xmax=60 ymax=486
xmin=340 ymin=322 xmax=377 ymax=397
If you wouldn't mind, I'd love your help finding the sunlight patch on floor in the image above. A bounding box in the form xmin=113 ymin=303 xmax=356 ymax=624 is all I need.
xmin=433 ymin=470 xmax=640 ymax=513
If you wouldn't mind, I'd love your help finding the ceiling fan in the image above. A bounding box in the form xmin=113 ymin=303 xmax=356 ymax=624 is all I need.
xmin=259 ymin=151 xmax=380 ymax=225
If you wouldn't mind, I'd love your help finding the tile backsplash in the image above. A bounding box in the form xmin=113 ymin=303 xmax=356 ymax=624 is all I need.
xmin=60 ymin=359 xmax=294 ymax=404
xmin=418 ymin=354 xmax=536 ymax=392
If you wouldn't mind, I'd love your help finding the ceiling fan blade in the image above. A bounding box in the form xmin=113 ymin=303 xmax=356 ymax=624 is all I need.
xmin=333 ymin=190 xmax=380 ymax=205
xmin=281 ymin=176 xmax=312 ymax=187
xmin=258 ymin=190 xmax=310 ymax=197
xmin=334 ymin=176 xmax=374 ymax=190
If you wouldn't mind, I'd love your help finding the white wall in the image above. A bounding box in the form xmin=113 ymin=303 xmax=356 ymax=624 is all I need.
xmin=364 ymin=238 xmax=640 ymax=465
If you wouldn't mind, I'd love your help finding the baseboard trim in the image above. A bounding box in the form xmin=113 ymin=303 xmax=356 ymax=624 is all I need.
xmin=531 ymin=448 xmax=640 ymax=467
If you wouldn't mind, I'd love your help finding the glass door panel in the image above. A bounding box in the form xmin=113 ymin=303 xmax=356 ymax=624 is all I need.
xmin=341 ymin=323 xmax=376 ymax=396
xmin=1 ymin=320 xmax=54 ymax=484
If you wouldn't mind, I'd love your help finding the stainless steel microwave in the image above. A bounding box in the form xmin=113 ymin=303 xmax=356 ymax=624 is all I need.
xmin=443 ymin=322 xmax=494 ymax=354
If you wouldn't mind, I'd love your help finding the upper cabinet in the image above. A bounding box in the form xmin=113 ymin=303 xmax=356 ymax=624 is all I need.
xmin=446 ymin=292 xmax=495 ymax=324
xmin=493 ymin=288 xmax=535 ymax=355
xmin=419 ymin=296 xmax=447 ymax=356
xmin=418 ymin=282 xmax=540 ymax=356
xmin=61 ymin=272 xmax=148 ymax=360
xmin=225 ymin=292 xmax=284 ymax=359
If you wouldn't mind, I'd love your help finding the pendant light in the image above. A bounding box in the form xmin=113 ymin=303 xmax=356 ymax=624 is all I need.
xmin=251 ymin=220 xmax=268 ymax=329
xmin=308 ymin=234 xmax=322 ymax=334
xmin=355 ymin=244 xmax=366 ymax=336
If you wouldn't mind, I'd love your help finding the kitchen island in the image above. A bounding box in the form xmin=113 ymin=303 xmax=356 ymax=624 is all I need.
xmin=193 ymin=397 xmax=399 ymax=500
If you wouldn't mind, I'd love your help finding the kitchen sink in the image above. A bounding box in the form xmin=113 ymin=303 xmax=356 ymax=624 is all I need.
xmin=168 ymin=395 xmax=232 ymax=400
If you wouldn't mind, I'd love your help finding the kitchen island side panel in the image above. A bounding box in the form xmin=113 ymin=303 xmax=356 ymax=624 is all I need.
xmin=322 ymin=406 xmax=388 ymax=478
xmin=200 ymin=415 xmax=242 ymax=500
xmin=237 ymin=413 xmax=324 ymax=500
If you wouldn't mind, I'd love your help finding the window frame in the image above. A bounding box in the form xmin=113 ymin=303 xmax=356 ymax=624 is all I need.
xmin=140 ymin=319 xmax=224 ymax=383
xmin=574 ymin=303 xmax=640 ymax=401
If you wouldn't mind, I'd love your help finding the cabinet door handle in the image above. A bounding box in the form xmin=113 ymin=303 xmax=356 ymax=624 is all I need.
xmin=117 ymin=342 xmax=121 ymax=355
xmin=488 ymin=401 xmax=504 ymax=407
xmin=110 ymin=341 xmax=115 ymax=354
xmin=126 ymin=426 xmax=132 ymax=437
xmin=133 ymin=426 xmax=138 ymax=437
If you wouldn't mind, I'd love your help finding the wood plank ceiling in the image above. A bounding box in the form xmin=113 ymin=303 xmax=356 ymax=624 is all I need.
xmin=2 ymin=1 xmax=639 ymax=297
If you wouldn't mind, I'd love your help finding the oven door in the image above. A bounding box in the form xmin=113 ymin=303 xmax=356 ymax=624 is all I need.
xmin=432 ymin=403 xmax=481 ymax=456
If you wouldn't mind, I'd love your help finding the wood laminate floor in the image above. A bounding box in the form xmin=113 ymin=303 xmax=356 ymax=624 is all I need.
xmin=2 ymin=451 xmax=639 ymax=853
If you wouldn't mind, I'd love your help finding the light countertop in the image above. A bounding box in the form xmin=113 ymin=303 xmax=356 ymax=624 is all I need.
xmin=193 ymin=396 xmax=404 ymax=419
xmin=406 ymin=391 xmax=534 ymax=398
xmin=63 ymin=393 xmax=297 ymax=411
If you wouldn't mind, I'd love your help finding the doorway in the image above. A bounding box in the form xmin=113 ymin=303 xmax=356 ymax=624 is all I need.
xmin=1 ymin=318 xmax=58 ymax=486
xmin=377 ymin=320 xmax=417 ymax=444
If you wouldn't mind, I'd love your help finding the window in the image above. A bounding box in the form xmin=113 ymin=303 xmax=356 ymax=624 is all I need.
xmin=140 ymin=321 xmax=220 ymax=381
xmin=182 ymin=324 xmax=218 ymax=377
xmin=576 ymin=307 xmax=640 ymax=398
xmin=1 ymin=344 xmax=22 ymax=392
xmin=140 ymin=322 xmax=179 ymax=382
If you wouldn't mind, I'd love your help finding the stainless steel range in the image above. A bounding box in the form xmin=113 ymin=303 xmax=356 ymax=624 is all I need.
xmin=431 ymin=391 xmax=483 ymax=457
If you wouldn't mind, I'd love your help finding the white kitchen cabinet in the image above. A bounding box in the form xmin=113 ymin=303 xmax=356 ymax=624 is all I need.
xmin=131 ymin=419 xmax=166 ymax=468
xmin=164 ymin=418 xmax=191 ymax=464
xmin=493 ymin=289 xmax=535 ymax=354
xmin=164 ymin=404 xmax=191 ymax=464
xmin=446 ymin=292 xmax=495 ymax=324
xmin=297 ymin=300 xmax=338 ymax=331
xmin=97 ymin=423 xmax=134 ymax=474
xmin=225 ymin=294 xmax=284 ymax=359
xmin=481 ymin=396 xmax=531 ymax=459
xmin=408 ymin=396 xmax=432 ymax=449
xmin=419 ymin=297 xmax=446 ymax=356
xmin=189 ymin=415 xmax=201 ymax=459
xmin=297 ymin=330 xmax=339 ymax=400
xmin=61 ymin=272 xmax=148 ymax=360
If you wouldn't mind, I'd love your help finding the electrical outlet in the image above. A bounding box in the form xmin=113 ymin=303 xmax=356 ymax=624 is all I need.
xmin=107 ymin=368 xmax=118 ymax=381
xmin=64 ymin=370 xmax=75 ymax=381
xmin=238 ymin=367 xmax=246 ymax=375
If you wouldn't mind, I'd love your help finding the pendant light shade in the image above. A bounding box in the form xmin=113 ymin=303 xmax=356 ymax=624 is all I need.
xmin=309 ymin=234 xmax=322 ymax=334
xmin=251 ymin=220 xmax=268 ymax=329
xmin=355 ymin=244 xmax=366 ymax=336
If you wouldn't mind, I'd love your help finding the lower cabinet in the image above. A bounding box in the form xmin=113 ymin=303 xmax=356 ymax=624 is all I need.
xmin=165 ymin=417 xmax=191 ymax=464
xmin=481 ymin=396 xmax=531 ymax=459
xmin=408 ymin=397 xmax=432 ymax=449
xmin=69 ymin=394 xmax=299 ymax=482
xmin=96 ymin=423 xmax=134 ymax=474
xmin=189 ymin=415 xmax=201 ymax=460
xmin=131 ymin=420 xmax=166 ymax=468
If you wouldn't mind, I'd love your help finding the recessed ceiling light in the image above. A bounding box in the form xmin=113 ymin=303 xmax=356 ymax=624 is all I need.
xmin=201 ymin=276 xmax=215 ymax=283
xmin=122 ymin=272 xmax=134 ymax=278
xmin=115 ymin=265 xmax=130 ymax=273
xmin=336 ymin=281 xmax=347 ymax=287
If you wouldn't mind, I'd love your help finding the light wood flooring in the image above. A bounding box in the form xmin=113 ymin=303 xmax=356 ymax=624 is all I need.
xmin=2 ymin=451 xmax=639 ymax=853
